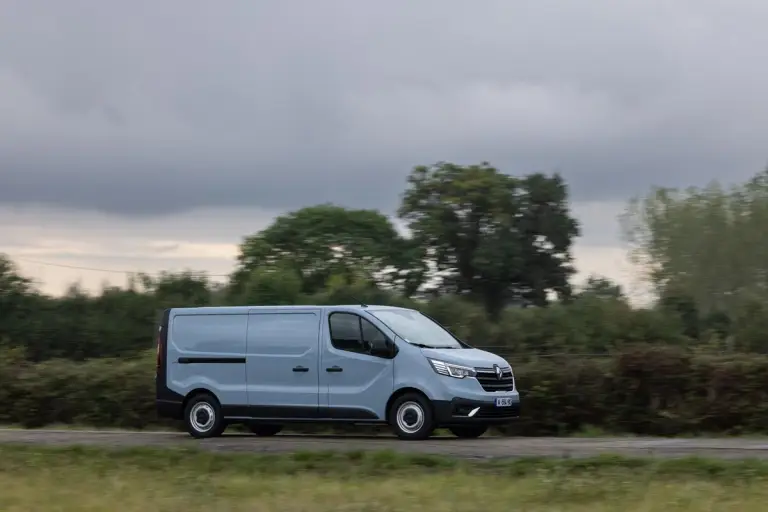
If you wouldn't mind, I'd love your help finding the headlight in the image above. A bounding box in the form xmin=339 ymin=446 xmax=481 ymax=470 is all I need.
xmin=428 ymin=359 xmax=477 ymax=379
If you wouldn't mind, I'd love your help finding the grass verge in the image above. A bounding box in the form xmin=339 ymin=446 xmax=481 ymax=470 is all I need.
xmin=6 ymin=423 xmax=768 ymax=439
xmin=2 ymin=444 xmax=768 ymax=511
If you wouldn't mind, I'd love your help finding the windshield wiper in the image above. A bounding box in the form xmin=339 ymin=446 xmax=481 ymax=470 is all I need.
xmin=408 ymin=342 xmax=438 ymax=349
xmin=408 ymin=342 xmax=459 ymax=349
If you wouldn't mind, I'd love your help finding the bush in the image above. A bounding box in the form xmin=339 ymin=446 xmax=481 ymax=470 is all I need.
xmin=3 ymin=345 xmax=768 ymax=435
xmin=503 ymin=345 xmax=768 ymax=436
xmin=0 ymin=350 xmax=158 ymax=429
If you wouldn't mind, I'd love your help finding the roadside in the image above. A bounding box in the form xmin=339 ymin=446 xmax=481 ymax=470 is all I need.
xmin=3 ymin=429 xmax=768 ymax=460
xmin=2 ymin=444 xmax=767 ymax=511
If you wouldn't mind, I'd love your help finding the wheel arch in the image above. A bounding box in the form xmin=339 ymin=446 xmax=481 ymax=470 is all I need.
xmin=182 ymin=388 xmax=221 ymax=413
xmin=385 ymin=386 xmax=433 ymax=424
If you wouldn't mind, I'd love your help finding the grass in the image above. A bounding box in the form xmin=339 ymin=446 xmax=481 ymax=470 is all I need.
xmin=2 ymin=444 xmax=768 ymax=510
xmin=7 ymin=423 xmax=768 ymax=440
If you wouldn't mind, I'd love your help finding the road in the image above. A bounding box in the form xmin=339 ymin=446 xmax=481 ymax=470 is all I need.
xmin=2 ymin=429 xmax=768 ymax=459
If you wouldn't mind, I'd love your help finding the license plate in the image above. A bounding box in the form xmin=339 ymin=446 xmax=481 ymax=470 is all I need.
xmin=495 ymin=397 xmax=515 ymax=407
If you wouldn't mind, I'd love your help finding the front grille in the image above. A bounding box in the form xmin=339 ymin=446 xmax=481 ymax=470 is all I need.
xmin=475 ymin=404 xmax=520 ymax=419
xmin=475 ymin=366 xmax=515 ymax=392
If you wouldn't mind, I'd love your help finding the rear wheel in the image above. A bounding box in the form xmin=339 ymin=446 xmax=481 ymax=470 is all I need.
xmin=389 ymin=393 xmax=435 ymax=440
xmin=248 ymin=424 xmax=283 ymax=437
xmin=449 ymin=425 xmax=488 ymax=438
xmin=184 ymin=393 xmax=225 ymax=439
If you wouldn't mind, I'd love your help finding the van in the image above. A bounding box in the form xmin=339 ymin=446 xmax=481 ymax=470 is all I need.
xmin=155 ymin=305 xmax=520 ymax=440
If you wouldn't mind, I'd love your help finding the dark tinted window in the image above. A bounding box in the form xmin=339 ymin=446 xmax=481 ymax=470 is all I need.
xmin=329 ymin=313 xmax=390 ymax=356
xmin=361 ymin=318 xmax=387 ymax=346
xmin=329 ymin=313 xmax=362 ymax=352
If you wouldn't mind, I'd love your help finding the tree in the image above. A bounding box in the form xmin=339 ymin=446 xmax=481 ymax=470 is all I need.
xmin=657 ymin=287 xmax=700 ymax=340
xmin=576 ymin=275 xmax=625 ymax=301
xmin=141 ymin=271 xmax=213 ymax=308
xmin=398 ymin=162 xmax=580 ymax=318
xmin=621 ymin=168 xmax=768 ymax=316
xmin=0 ymin=255 xmax=32 ymax=296
xmin=236 ymin=267 xmax=302 ymax=306
xmin=0 ymin=254 xmax=37 ymax=348
xmin=235 ymin=204 xmax=424 ymax=296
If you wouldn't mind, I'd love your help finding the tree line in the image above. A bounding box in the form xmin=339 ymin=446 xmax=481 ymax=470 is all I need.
xmin=3 ymin=162 xmax=768 ymax=363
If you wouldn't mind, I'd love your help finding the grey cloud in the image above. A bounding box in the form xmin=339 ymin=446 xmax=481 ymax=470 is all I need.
xmin=0 ymin=205 xmax=280 ymax=245
xmin=1 ymin=0 xmax=767 ymax=216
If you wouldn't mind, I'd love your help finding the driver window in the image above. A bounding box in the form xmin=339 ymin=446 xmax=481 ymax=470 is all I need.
xmin=329 ymin=313 xmax=390 ymax=357
xmin=329 ymin=313 xmax=364 ymax=353
xmin=361 ymin=318 xmax=387 ymax=348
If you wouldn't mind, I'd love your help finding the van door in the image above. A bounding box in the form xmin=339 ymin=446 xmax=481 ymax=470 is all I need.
xmin=320 ymin=311 xmax=395 ymax=421
xmin=246 ymin=309 xmax=321 ymax=419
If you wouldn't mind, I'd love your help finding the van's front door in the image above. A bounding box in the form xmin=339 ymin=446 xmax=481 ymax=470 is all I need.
xmin=246 ymin=309 xmax=321 ymax=419
xmin=320 ymin=311 xmax=395 ymax=421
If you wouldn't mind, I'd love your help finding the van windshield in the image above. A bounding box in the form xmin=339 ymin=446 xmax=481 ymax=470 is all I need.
xmin=369 ymin=309 xmax=462 ymax=349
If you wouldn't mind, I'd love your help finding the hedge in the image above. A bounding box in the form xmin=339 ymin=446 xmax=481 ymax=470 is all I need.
xmin=2 ymin=345 xmax=768 ymax=435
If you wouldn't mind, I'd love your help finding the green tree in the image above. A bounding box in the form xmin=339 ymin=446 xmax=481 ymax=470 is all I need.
xmin=0 ymin=254 xmax=37 ymax=348
xmin=657 ymin=287 xmax=700 ymax=340
xmin=576 ymin=275 xmax=625 ymax=301
xmin=235 ymin=266 xmax=302 ymax=306
xmin=140 ymin=271 xmax=213 ymax=308
xmin=622 ymin=168 xmax=768 ymax=316
xmin=0 ymin=255 xmax=32 ymax=296
xmin=235 ymin=204 xmax=423 ymax=296
xmin=398 ymin=162 xmax=580 ymax=318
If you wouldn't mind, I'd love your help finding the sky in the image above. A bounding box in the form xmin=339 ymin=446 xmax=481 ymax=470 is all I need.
xmin=2 ymin=0 xmax=767 ymax=304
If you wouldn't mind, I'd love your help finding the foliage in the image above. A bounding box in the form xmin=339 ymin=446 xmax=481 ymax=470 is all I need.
xmin=622 ymin=168 xmax=768 ymax=317
xmin=235 ymin=204 xmax=420 ymax=295
xmin=0 ymin=350 xmax=157 ymax=429
xmin=4 ymin=163 xmax=768 ymax=367
xmin=4 ymin=253 xmax=768 ymax=361
xmin=399 ymin=162 xmax=580 ymax=317
xmin=3 ymin=346 xmax=768 ymax=436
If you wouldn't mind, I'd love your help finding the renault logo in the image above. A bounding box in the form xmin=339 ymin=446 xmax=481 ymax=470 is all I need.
xmin=494 ymin=364 xmax=503 ymax=380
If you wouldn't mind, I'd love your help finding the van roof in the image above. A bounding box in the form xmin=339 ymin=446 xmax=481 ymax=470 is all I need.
xmin=168 ymin=304 xmax=414 ymax=315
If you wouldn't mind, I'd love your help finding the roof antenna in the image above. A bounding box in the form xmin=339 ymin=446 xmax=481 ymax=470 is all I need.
xmin=351 ymin=296 xmax=368 ymax=308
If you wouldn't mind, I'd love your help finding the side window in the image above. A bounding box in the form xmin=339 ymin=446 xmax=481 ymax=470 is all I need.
xmin=329 ymin=313 xmax=366 ymax=354
xmin=329 ymin=313 xmax=391 ymax=357
xmin=361 ymin=318 xmax=387 ymax=347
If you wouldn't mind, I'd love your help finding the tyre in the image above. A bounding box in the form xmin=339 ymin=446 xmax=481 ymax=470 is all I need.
xmin=184 ymin=393 xmax=225 ymax=439
xmin=249 ymin=424 xmax=283 ymax=436
xmin=449 ymin=425 xmax=488 ymax=438
xmin=389 ymin=393 xmax=435 ymax=440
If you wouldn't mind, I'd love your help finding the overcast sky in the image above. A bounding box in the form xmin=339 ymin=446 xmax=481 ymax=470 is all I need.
xmin=2 ymin=0 xmax=767 ymax=302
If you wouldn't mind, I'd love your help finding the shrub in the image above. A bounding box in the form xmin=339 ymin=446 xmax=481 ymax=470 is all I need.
xmin=4 ymin=345 xmax=768 ymax=435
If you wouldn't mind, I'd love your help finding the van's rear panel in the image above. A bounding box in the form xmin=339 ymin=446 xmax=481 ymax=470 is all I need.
xmin=155 ymin=308 xmax=184 ymax=419
xmin=166 ymin=312 xmax=248 ymax=407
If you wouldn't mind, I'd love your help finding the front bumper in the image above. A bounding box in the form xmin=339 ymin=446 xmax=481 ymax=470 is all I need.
xmin=433 ymin=397 xmax=520 ymax=427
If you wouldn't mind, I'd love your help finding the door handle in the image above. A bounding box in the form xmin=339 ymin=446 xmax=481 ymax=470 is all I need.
xmin=326 ymin=366 xmax=343 ymax=373
xmin=292 ymin=366 xmax=309 ymax=372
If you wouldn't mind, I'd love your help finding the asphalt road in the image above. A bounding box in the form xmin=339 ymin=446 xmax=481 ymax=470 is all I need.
xmin=2 ymin=429 xmax=768 ymax=459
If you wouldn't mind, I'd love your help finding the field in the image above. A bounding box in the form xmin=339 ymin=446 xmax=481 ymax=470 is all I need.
xmin=2 ymin=445 xmax=768 ymax=511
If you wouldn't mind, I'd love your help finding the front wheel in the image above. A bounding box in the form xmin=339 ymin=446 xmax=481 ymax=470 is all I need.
xmin=389 ymin=393 xmax=435 ymax=440
xmin=249 ymin=424 xmax=283 ymax=436
xmin=449 ymin=425 xmax=488 ymax=438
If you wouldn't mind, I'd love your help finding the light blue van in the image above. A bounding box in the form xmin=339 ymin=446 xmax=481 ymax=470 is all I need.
xmin=155 ymin=305 xmax=520 ymax=440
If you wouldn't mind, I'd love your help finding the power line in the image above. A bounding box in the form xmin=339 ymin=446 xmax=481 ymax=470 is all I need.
xmin=10 ymin=256 xmax=232 ymax=278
